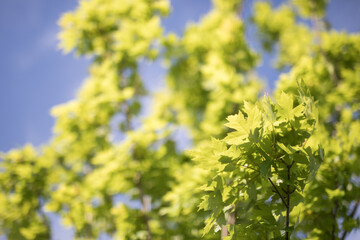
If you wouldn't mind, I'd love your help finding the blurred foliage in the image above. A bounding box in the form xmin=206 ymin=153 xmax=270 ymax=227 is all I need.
xmin=0 ymin=0 xmax=359 ymax=239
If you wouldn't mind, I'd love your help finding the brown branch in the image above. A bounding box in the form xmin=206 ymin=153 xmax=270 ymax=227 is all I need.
xmin=221 ymin=205 xmax=236 ymax=240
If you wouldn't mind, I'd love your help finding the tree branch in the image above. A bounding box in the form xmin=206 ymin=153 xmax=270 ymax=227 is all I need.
xmin=285 ymin=163 xmax=292 ymax=240
xmin=268 ymin=177 xmax=288 ymax=208
xmin=221 ymin=205 xmax=236 ymax=240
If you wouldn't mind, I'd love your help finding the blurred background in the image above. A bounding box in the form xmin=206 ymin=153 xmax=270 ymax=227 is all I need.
xmin=1 ymin=0 xmax=360 ymax=239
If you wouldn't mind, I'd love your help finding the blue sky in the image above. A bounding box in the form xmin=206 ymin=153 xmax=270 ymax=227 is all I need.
xmin=1 ymin=0 xmax=360 ymax=239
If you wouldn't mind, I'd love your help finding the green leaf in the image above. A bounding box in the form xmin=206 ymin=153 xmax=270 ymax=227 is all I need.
xmin=247 ymin=181 xmax=257 ymax=200
xmin=223 ymin=224 xmax=236 ymax=240
xmin=277 ymin=142 xmax=296 ymax=154
xmin=259 ymin=159 xmax=271 ymax=178
xmin=325 ymin=188 xmax=345 ymax=199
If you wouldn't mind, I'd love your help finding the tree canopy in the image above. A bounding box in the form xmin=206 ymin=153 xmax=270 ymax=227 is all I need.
xmin=1 ymin=0 xmax=360 ymax=239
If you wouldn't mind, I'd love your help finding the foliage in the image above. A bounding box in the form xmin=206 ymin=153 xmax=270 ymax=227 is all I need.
xmin=0 ymin=145 xmax=51 ymax=240
xmin=0 ymin=0 xmax=359 ymax=239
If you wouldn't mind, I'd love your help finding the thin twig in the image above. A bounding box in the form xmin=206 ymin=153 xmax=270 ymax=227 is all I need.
xmin=268 ymin=177 xmax=288 ymax=208
xmin=279 ymin=158 xmax=289 ymax=168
